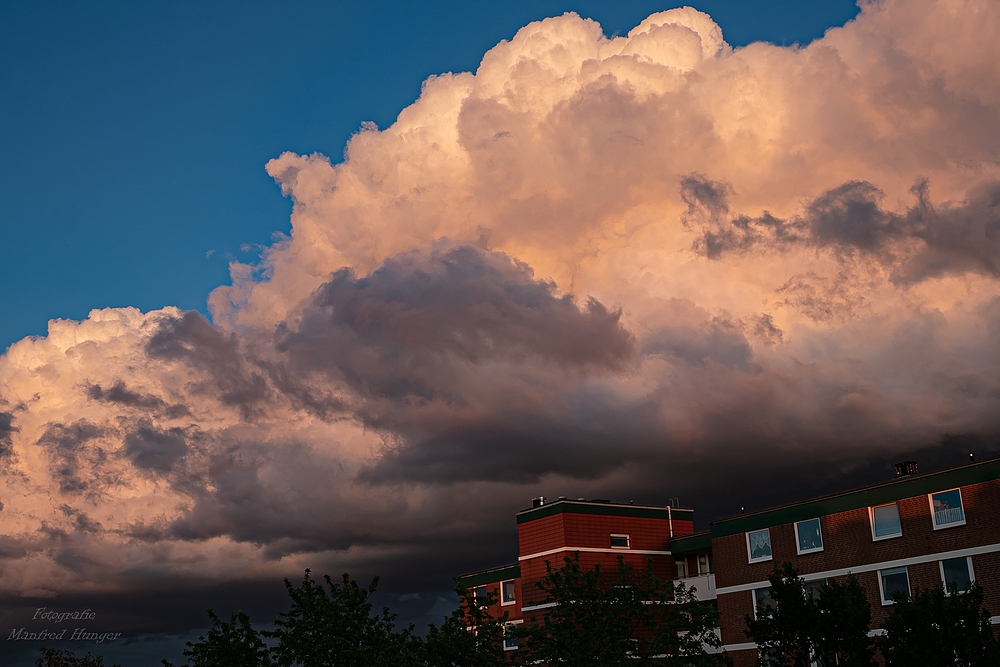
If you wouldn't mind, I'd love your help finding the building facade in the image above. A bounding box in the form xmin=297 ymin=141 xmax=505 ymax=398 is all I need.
xmin=457 ymin=456 xmax=1000 ymax=662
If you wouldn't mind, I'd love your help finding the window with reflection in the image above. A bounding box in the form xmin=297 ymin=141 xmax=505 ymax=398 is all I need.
xmin=747 ymin=528 xmax=772 ymax=563
xmin=871 ymin=502 xmax=902 ymax=540
xmin=940 ymin=557 xmax=974 ymax=594
xmin=929 ymin=489 xmax=966 ymax=529
xmin=795 ymin=518 xmax=823 ymax=554
xmin=879 ymin=567 xmax=910 ymax=604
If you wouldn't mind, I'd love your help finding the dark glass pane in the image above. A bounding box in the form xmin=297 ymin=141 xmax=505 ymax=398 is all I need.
xmin=804 ymin=579 xmax=827 ymax=600
xmin=797 ymin=519 xmax=823 ymax=551
xmin=942 ymin=558 xmax=972 ymax=593
xmin=502 ymin=580 xmax=516 ymax=603
xmin=610 ymin=534 xmax=629 ymax=548
xmin=754 ymin=587 xmax=776 ymax=612
xmin=881 ymin=567 xmax=909 ymax=601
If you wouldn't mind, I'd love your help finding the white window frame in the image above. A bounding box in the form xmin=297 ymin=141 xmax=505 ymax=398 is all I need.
xmin=503 ymin=620 xmax=523 ymax=651
xmin=746 ymin=528 xmax=773 ymax=564
xmin=794 ymin=518 xmax=824 ymax=555
xmin=877 ymin=566 xmax=910 ymax=606
xmin=752 ymin=587 xmax=774 ymax=620
xmin=869 ymin=502 xmax=903 ymax=541
xmin=698 ymin=554 xmax=711 ymax=574
xmin=928 ymin=488 xmax=966 ymax=530
xmin=675 ymin=558 xmax=688 ymax=579
xmin=939 ymin=556 xmax=975 ymax=595
xmin=500 ymin=579 xmax=516 ymax=606
xmin=610 ymin=533 xmax=630 ymax=549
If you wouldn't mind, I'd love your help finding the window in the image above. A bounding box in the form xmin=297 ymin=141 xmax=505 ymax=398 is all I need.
xmin=676 ymin=559 xmax=688 ymax=579
xmin=747 ymin=528 xmax=772 ymax=563
xmin=929 ymin=489 xmax=966 ymax=529
xmin=501 ymin=579 xmax=516 ymax=605
xmin=753 ymin=587 xmax=776 ymax=619
xmin=870 ymin=502 xmax=902 ymax=540
xmin=503 ymin=624 xmax=518 ymax=651
xmin=698 ymin=554 xmax=711 ymax=575
xmin=940 ymin=557 xmax=974 ymax=594
xmin=473 ymin=585 xmax=489 ymax=607
xmin=803 ymin=579 xmax=827 ymax=600
xmin=878 ymin=567 xmax=910 ymax=605
xmin=795 ymin=518 xmax=824 ymax=554
xmin=610 ymin=533 xmax=630 ymax=548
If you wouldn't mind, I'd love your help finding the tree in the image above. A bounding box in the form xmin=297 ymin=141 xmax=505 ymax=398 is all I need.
xmin=161 ymin=609 xmax=272 ymax=667
xmin=877 ymin=582 xmax=1000 ymax=667
xmin=517 ymin=554 xmax=727 ymax=667
xmin=744 ymin=563 xmax=875 ymax=667
xmin=419 ymin=584 xmax=511 ymax=667
xmin=264 ymin=569 xmax=419 ymax=667
xmin=813 ymin=575 xmax=877 ymax=667
xmin=36 ymin=649 xmax=120 ymax=667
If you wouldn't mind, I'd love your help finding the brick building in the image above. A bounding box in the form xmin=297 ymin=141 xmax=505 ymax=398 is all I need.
xmin=457 ymin=456 xmax=1000 ymax=662
xmin=711 ymin=456 xmax=1000 ymax=665
xmin=457 ymin=497 xmax=695 ymax=651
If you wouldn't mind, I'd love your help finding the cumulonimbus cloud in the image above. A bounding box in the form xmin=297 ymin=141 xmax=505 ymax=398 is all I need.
xmin=1 ymin=0 xmax=1000 ymax=606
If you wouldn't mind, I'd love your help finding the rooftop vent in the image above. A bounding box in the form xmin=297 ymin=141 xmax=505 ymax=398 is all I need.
xmin=894 ymin=461 xmax=918 ymax=477
xmin=668 ymin=497 xmax=680 ymax=508
xmin=532 ymin=496 xmax=546 ymax=507
xmin=557 ymin=495 xmax=567 ymax=501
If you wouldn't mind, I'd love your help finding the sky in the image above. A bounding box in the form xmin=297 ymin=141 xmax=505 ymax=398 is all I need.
xmin=3 ymin=0 xmax=1000 ymax=664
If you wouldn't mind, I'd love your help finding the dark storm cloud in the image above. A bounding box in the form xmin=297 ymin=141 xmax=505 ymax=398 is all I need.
xmin=124 ymin=424 xmax=188 ymax=472
xmin=0 ymin=410 xmax=16 ymax=458
xmin=37 ymin=420 xmax=106 ymax=493
xmin=691 ymin=176 xmax=1000 ymax=282
xmin=278 ymin=244 xmax=633 ymax=405
xmin=146 ymin=310 xmax=268 ymax=418
xmin=85 ymin=380 xmax=191 ymax=418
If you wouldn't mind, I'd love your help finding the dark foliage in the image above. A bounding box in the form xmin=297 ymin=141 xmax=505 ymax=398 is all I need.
xmin=744 ymin=563 xmax=875 ymax=667
xmin=517 ymin=554 xmax=727 ymax=667
xmin=162 ymin=609 xmax=272 ymax=667
xmin=264 ymin=569 xmax=419 ymax=667
xmin=36 ymin=648 xmax=120 ymax=667
xmin=420 ymin=585 xmax=511 ymax=667
xmin=877 ymin=582 xmax=1000 ymax=667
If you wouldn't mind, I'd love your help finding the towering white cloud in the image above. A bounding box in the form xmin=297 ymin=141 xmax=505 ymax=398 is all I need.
xmin=2 ymin=0 xmax=1000 ymax=600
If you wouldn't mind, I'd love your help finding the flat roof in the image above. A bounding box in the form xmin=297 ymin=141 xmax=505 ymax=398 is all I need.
xmin=671 ymin=530 xmax=711 ymax=556
xmin=456 ymin=563 xmax=520 ymax=588
xmin=516 ymin=498 xmax=694 ymax=524
xmin=710 ymin=456 xmax=1000 ymax=538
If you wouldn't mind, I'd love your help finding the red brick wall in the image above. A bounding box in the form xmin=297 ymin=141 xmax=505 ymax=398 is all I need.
xmin=467 ymin=577 xmax=524 ymax=624
xmin=517 ymin=510 xmax=686 ymax=608
xmin=518 ymin=511 xmax=692 ymax=558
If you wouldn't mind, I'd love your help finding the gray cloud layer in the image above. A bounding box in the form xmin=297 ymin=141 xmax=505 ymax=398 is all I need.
xmin=691 ymin=175 xmax=1000 ymax=283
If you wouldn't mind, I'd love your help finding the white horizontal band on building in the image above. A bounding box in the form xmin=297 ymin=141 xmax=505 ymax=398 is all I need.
xmin=518 ymin=547 xmax=672 ymax=561
xmin=715 ymin=541 xmax=1000 ymax=595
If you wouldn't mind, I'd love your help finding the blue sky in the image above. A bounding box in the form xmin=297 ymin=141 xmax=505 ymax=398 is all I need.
xmin=0 ymin=0 xmax=859 ymax=351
